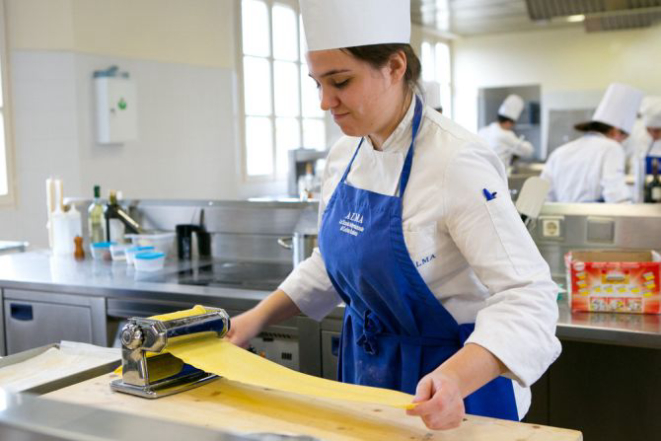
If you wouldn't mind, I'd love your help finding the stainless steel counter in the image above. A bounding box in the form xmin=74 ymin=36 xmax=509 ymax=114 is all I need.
xmin=556 ymin=301 xmax=661 ymax=349
xmin=0 ymin=391 xmax=320 ymax=441
xmin=0 ymin=250 xmax=272 ymax=307
xmin=1 ymin=251 xmax=661 ymax=349
xmin=0 ymin=240 xmax=28 ymax=254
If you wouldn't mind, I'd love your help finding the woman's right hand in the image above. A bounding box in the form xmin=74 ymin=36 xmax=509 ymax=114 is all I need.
xmin=225 ymin=289 xmax=301 ymax=349
xmin=225 ymin=309 xmax=266 ymax=348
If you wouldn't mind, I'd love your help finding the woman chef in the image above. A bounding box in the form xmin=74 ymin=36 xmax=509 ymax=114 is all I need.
xmin=227 ymin=0 xmax=561 ymax=430
xmin=541 ymin=83 xmax=643 ymax=203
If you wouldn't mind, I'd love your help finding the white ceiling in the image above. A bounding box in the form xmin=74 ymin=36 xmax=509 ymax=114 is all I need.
xmin=411 ymin=0 xmax=661 ymax=36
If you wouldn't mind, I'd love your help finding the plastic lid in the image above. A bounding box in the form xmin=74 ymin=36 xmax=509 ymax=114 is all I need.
xmin=135 ymin=251 xmax=165 ymax=260
xmin=94 ymin=185 xmax=100 ymax=198
xmin=129 ymin=245 xmax=155 ymax=252
xmin=92 ymin=242 xmax=117 ymax=248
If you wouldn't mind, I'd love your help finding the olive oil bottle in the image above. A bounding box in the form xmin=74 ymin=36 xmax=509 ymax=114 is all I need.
xmin=87 ymin=185 xmax=106 ymax=243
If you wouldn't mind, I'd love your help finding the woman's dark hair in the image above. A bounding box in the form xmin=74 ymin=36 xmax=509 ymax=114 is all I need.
xmin=342 ymin=44 xmax=421 ymax=94
xmin=497 ymin=115 xmax=515 ymax=125
xmin=574 ymin=121 xmax=615 ymax=134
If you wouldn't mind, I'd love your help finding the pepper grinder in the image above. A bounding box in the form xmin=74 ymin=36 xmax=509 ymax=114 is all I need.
xmin=73 ymin=236 xmax=85 ymax=260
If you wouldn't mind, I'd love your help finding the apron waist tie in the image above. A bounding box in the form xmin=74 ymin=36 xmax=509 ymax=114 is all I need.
xmin=348 ymin=306 xmax=461 ymax=355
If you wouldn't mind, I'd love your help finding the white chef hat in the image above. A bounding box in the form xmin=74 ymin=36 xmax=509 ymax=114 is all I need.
xmin=423 ymin=81 xmax=442 ymax=110
xmin=299 ymin=0 xmax=411 ymax=52
xmin=591 ymin=83 xmax=644 ymax=134
xmin=642 ymin=98 xmax=661 ymax=128
xmin=640 ymin=96 xmax=661 ymax=115
xmin=498 ymin=95 xmax=525 ymax=121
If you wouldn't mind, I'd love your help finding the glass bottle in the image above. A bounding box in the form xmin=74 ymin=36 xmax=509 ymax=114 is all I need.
xmin=298 ymin=162 xmax=315 ymax=201
xmin=645 ymin=158 xmax=661 ymax=203
xmin=88 ymin=185 xmax=106 ymax=244
xmin=105 ymin=190 xmax=125 ymax=242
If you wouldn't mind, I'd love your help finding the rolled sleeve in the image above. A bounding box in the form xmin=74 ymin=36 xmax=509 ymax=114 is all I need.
xmin=502 ymin=131 xmax=534 ymax=159
xmin=278 ymin=248 xmax=342 ymax=321
xmin=444 ymin=146 xmax=562 ymax=387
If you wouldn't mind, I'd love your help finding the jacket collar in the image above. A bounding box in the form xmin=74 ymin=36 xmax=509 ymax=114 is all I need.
xmin=363 ymin=95 xmax=417 ymax=153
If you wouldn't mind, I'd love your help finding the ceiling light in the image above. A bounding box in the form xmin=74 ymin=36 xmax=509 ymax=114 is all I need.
xmin=566 ymin=14 xmax=586 ymax=23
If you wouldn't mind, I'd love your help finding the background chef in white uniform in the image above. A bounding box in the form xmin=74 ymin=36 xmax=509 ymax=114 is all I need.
xmin=477 ymin=94 xmax=534 ymax=170
xmin=541 ymin=83 xmax=643 ymax=203
xmin=639 ymin=100 xmax=661 ymax=154
xmin=624 ymin=96 xmax=661 ymax=172
xmin=423 ymin=81 xmax=443 ymax=114
xmin=227 ymin=0 xmax=560 ymax=430
xmin=628 ymin=98 xmax=661 ymax=200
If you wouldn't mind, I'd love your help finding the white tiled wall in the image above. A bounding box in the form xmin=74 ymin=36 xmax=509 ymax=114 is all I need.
xmin=0 ymin=49 xmax=250 ymax=248
xmin=2 ymin=51 xmax=82 ymax=249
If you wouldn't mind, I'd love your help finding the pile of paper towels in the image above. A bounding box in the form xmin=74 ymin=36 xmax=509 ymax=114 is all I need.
xmin=46 ymin=178 xmax=82 ymax=256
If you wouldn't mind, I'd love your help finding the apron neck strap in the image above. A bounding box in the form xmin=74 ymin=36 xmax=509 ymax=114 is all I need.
xmin=340 ymin=95 xmax=424 ymax=193
xmin=340 ymin=138 xmax=364 ymax=183
xmin=399 ymin=96 xmax=423 ymax=196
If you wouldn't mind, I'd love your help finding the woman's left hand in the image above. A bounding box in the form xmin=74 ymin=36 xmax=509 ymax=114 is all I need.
xmin=406 ymin=370 xmax=465 ymax=430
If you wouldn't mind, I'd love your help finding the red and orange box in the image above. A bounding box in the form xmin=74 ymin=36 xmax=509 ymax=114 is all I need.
xmin=566 ymin=250 xmax=661 ymax=314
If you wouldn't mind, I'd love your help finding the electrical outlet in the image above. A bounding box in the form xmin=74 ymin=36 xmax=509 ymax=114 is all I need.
xmin=542 ymin=218 xmax=561 ymax=238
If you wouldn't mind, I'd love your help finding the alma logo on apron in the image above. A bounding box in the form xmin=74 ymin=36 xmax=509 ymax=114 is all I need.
xmin=339 ymin=211 xmax=365 ymax=237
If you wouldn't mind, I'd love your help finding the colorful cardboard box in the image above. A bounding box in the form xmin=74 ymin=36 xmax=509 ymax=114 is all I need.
xmin=566 ymin=250 xmax=661 ymax=314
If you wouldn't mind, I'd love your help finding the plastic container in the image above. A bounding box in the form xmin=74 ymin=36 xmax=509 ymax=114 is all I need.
xmin=134 ymin=251 xmax=166 ymax=272
xmin=109 ymin=243 xmax=129 ymax=261
xmin=52 ymin=205 xmax=83 ymax=256
xmin=125 ymin=232 xmax=175 ymax=257
xmin=90 ymin=242 xmax=116 ymax=260
xmin=126 ymin=245 xmax=155 ymax=265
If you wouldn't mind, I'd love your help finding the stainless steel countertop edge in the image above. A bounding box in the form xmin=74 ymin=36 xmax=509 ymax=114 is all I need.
xmin=0 ymin=392 xmax=322 ymax=441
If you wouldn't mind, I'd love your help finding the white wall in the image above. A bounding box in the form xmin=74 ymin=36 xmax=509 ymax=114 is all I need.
xmin=8 ymin=0 xmax=235 ymax=68
xmin=453 ymin=25 xmax=661 ymax=144
xmin=0 ymin=0 xmax=243 ymax=248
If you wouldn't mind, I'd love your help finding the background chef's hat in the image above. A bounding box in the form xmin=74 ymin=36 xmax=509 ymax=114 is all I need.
xmin=498 ymin=94 xmax=525 ymax=121
xmin=591 ymin=83 xmax=644 ymax=134
xmin=423 ymin=81 xmax=442 ymax=110
xmin=642 ymin=98 xmax=661 ymax=128
xmin=299 ymin=0 xmax=411 ymax=52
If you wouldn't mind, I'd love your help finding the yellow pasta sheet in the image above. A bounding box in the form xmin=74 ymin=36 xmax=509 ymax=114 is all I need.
xmin=123 ymin=305 xmax=415 ymax=409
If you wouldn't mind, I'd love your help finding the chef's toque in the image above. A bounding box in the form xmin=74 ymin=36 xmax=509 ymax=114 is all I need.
xmin=423 ymin=81 xmax=442 ymax=109
xmin=498 ymin=94 xmax=525 ymax=121
xmin=299 ymin=0 xmax=411 ymax=52
xmin=642 ymin=98 xmax=661 ymax=129
xmin=592 ymin=83 xmax=644 ymax=134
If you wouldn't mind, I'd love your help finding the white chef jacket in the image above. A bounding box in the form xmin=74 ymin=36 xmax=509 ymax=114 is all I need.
xmin=625 ymin=121 xmax=661 ymax=201
xmin=541 ymin=133 xmax=631 ymax=203
xmin=279 ymin=98 xmax=562 ymax=420
xmin=623 ymin=119 xmax=650 ymax=171
xmin=477 ymin=122 xmax=534 ymax=168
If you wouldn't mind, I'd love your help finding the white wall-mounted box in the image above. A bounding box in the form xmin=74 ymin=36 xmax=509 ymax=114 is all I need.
xmin=94 ymin=76 xmax=137 ymax=144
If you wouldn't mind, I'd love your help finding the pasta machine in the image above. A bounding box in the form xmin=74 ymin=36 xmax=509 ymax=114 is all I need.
xmin=110 ymin=306 xmax=230 ymax=398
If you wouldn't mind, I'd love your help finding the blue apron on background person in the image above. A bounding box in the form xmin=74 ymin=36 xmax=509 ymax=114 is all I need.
xmin=318 ymin=96 xmax=518 ymax=421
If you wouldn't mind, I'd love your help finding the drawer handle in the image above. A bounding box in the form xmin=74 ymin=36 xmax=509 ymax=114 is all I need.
xmin=10 ymin=303 xmax=34 ymax=321
xmin=331 ymin=335 xmax=340 ymax=357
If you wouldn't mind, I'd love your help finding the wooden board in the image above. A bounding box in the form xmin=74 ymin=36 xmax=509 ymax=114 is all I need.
xmin=46 ymin=373 xmax=582 ymax=441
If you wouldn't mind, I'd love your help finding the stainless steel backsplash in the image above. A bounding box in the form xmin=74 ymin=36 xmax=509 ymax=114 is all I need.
xmin=67 ymin=198 xmax=319 ymax=264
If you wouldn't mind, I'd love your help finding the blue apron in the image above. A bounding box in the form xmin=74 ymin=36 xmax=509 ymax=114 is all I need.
xmin=318 ymin=97 xmax=518 ymax=420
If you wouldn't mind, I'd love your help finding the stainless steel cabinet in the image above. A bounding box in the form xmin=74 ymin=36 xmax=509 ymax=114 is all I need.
xmin=321 ymin=330 xmax=340 ymax=380
xmin=1 ymin=289 xmax=107 ymax=355
xmin=321 ymin=315 xmax=342 ymax=380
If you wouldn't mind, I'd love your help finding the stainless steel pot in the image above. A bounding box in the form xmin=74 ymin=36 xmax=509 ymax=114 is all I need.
xmin=278 ymin=231 xmax=318 ymax=267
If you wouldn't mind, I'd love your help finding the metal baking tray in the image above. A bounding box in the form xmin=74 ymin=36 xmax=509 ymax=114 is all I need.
xmin=0 ymin=343 xmax=120 ymax=395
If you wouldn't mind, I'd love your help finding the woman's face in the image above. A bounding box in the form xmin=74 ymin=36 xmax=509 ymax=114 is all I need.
xmin=306 ymin=49 xmax=406 ymax=138
xmin=608 ymin=128 xmax=628 ymax=143
xmin=648 ymin=127 xmax=661 ymax=141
